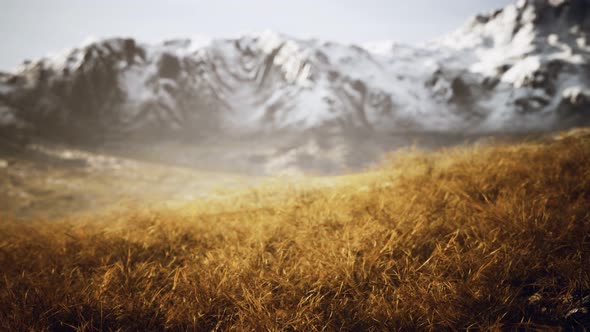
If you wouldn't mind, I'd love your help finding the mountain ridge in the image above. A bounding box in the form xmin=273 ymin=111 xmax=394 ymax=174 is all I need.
xmin=0 ymin=0 xmax=589 ymax=146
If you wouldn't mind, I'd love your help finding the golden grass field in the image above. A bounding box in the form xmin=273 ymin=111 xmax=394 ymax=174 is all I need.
xmin=1 ymin=129 xmax=590 ymax=331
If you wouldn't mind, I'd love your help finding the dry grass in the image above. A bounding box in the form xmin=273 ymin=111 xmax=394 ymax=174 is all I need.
xmin=0 ymin=144 xmax=258 ymax=219
xmin=1 ymin=131 xmax=590 ymax=331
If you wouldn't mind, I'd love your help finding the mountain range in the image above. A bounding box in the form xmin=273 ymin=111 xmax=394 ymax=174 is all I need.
xmin=1 ymin=0 xmax=589 ymax=173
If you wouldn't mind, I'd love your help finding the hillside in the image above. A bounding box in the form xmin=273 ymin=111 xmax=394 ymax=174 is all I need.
xmin=0 ymin=141 xmax=262 ymax=219
xmin=1 ymin=128 xmax=589 ymax=330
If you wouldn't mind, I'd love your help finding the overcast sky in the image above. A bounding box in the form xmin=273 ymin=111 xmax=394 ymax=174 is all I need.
xmin=0 ymin=0 xmax=514 ymax=71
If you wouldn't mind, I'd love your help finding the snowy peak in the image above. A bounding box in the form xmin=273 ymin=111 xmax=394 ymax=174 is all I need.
xmin=442 ymin=0 xmax=590 ymax=52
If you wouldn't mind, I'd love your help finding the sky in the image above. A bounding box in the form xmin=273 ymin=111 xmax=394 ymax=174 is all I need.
xmin=0 ymin=0 xmax=514 ymax=71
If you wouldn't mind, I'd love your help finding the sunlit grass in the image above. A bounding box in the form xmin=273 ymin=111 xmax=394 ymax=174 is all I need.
xmin=1 ymin=129 xmax=589 ymax=330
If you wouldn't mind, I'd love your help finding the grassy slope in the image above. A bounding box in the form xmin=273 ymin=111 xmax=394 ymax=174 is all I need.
xmin=0 ymin=144 xmax=259 ymax=219
xmin=0 ymin=131 xmax=589 ymax=331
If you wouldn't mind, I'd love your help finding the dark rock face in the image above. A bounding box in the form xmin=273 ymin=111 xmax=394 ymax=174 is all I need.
xmin=450 ymin=77 xmax=472 ymax=103
xmin=158 ymin=53 xmax=181 ymax=80
xmin=541 ymin=0 xmax=590 ymax=25
xmin=525 ymin=0 xmax=590 ymax=36
xmin=558 ymin=89 xmax=590 ymax=126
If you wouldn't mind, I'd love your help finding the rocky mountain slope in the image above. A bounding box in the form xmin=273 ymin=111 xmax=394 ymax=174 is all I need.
xmin=0 ymin=0 xmax=589 ymax=172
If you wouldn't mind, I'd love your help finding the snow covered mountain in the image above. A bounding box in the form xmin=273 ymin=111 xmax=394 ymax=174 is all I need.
xmin=1 ymin=0 xmax=589 ymax=143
